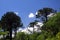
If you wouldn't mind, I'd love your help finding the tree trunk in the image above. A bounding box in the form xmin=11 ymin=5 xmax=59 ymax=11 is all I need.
xmin=46 ymin=16 xmax=47 ymax=22
xmin=45 ymin=13 xmax=48 ymax=22
xmin=14 ymin=28 xmax=17 ymax=40
xmin=3 ymin=29 xmax=6 ymax=40
xmin=9 ymin=28 xmax=12 ymax=40
xmin=33 ymin=27 xmax=34 ymax=34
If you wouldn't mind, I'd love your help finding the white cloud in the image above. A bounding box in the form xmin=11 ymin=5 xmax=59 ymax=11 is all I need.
xmin=29 ymin=13 xmax=35 ymax=18
xmin=14 ymin=12 xmax=19 ymax=15
xmin=28 ymin=27 xmax=33 ymax=31
xmin=17 ymin=22 xmax=43 ymax=34
xmin=47 ymin=13 xmax=54 ymax=17
xmin=36 ymin=12 xmax=38 ymax=15
xmin=17 ymin=28 xmax=32 ymax=34
xmin=37 ymin=22 xmax=43 ymax=27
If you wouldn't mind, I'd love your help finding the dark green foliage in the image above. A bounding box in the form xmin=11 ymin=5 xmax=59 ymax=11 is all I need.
xmin=16 ymin=32 xmax=29 ymax=40
xmin=16 ymin=32 xmax=40 ymax=40
xmin=29 ymin=32 xmax=39 ymax=40
xmin=36 ymin=34 xmax=45 ymax=40
xmin=1 ymin=12 xmax=23 ymax=40
xmin=1 ymin=12 xmax=22 ymax=30
xmin=41 ymin=12 xmax=60 ymax=36
xmin=36 ymin=7 xmax=56 ymax=22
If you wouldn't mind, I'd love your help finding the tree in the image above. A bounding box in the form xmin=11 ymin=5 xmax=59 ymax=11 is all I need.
xmin=0 ymin=21 xmax=9 ymax=40
xmin=29 ymin=21 xmax=37 ymax=33
xmin=41 ymin=12 xmax=60 ymax=36
xmin=16 ymin=32 xmax=29 ymax=40
xmin=36 ymin=7 xmax=56 ymax=23
xmin=16 ymin=32 xmax=25 ymax=40
xmin=1 ymin=12 xmax=23 ymax=40
xmin=29 ymin=32 xmax=38 ymax=40
xmin=56 ymin=32 xmax=60 ymax=40
xmin=36 ymin=34 xmax=45 ymax=40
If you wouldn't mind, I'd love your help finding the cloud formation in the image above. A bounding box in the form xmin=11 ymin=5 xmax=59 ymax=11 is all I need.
xmin=17 ymin=22 xmax=43 ymax=34
xmin=29 ymin=13 xmax=35 ymax=18
xmin=14 ymin=12 xmax=19 ymax=15
xmin=36 ymin=12 xmax=38 ymax=15
xmin=47 ymin=13 xmax=54 ymax=17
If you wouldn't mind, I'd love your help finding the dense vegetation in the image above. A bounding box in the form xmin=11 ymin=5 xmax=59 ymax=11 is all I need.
xmin=0 ymin=8 xmax=60 ymax=40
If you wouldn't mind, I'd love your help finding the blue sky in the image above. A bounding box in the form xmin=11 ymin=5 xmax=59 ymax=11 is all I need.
xmin=0 ymin=0 xmax=60 ymax=27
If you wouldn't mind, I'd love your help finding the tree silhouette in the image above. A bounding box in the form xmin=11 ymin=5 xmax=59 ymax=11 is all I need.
xmin=29 ymin=21 xmax=37 ymax=33
xmin=1 ymin=12 xmax=23 ymax=40
xmin=36 ymin=7 xmax=56 ymax=23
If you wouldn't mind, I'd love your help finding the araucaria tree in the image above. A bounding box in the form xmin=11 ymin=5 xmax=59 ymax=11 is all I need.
xmin=36 ymin=7 xmax=56 ymax=23
xmin=1 ymin=12 xmax=23 ymax=40
xmin=29 ymin=21 xmax=37 ymax=33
